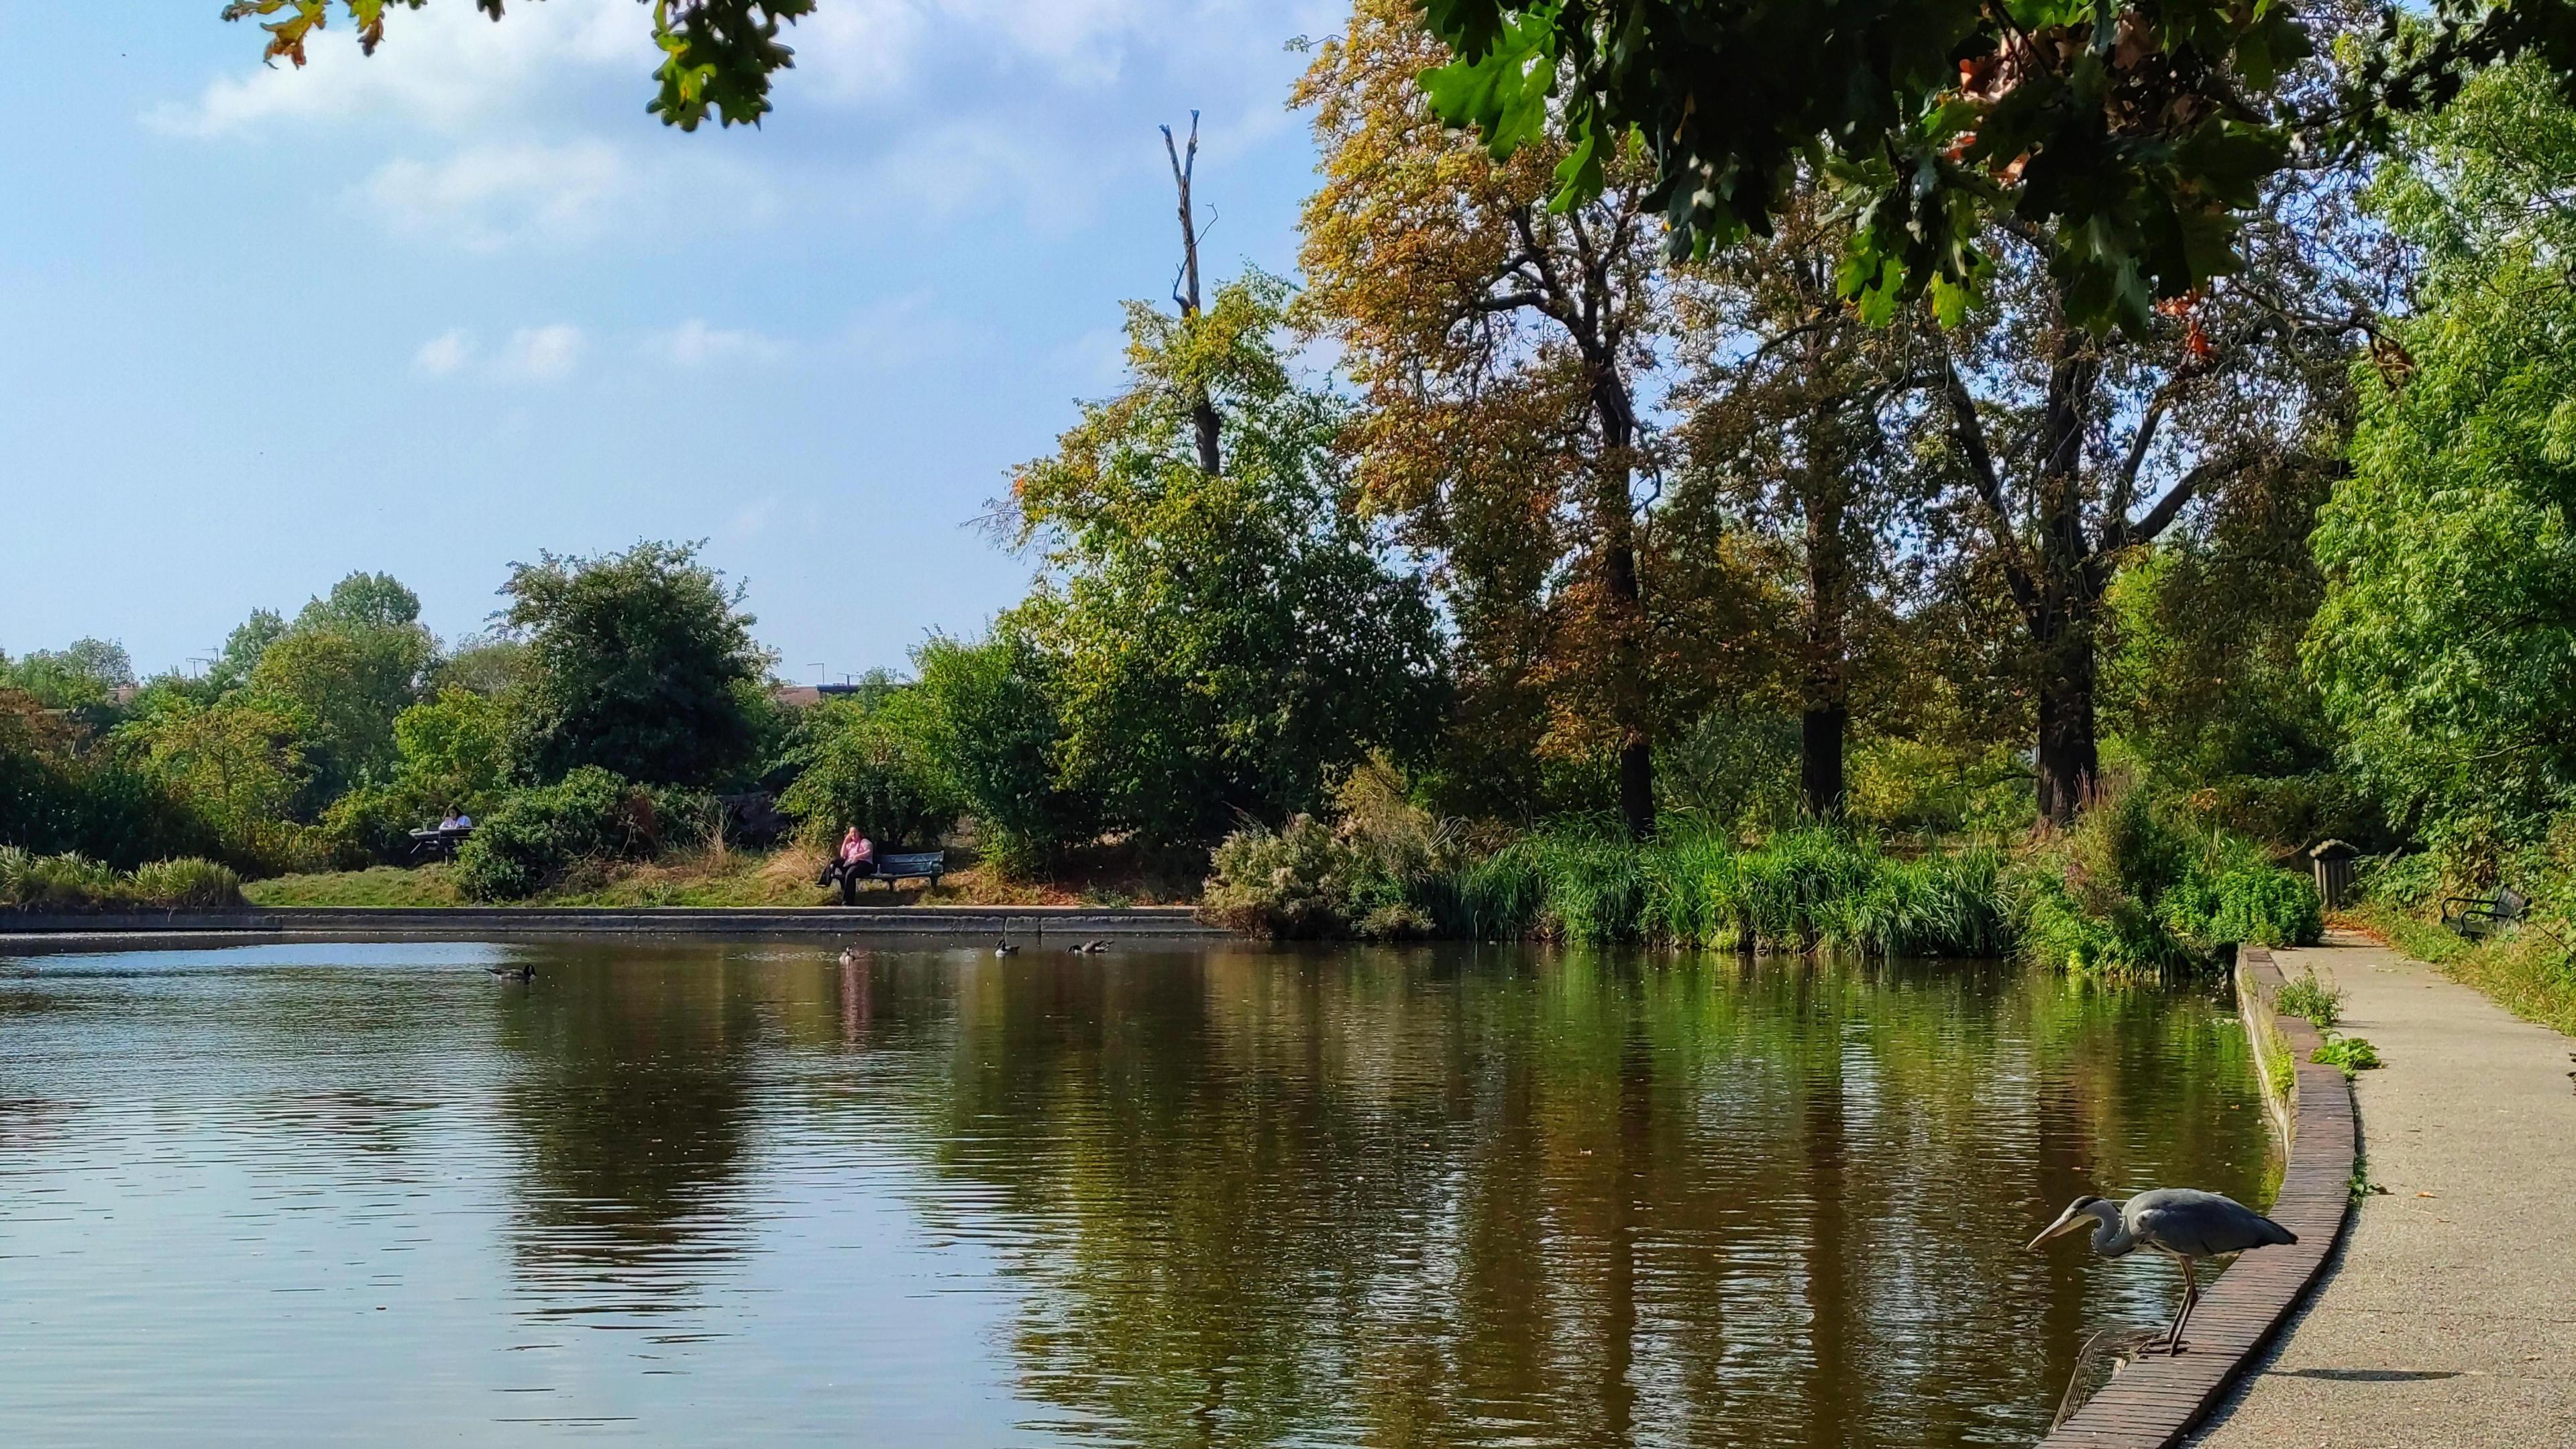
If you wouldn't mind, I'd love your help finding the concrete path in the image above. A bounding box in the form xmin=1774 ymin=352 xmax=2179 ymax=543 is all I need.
xmin=2193 ymin=932 xmax=2576 ymax=1448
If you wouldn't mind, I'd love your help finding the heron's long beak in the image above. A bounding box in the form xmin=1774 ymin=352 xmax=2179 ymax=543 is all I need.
xmin=2025 ymin=1213 xmax=2086 ymax=1254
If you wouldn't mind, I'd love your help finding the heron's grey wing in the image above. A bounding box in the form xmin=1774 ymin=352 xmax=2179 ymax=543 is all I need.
xmin=2128 ymin=1189 xmax=2298 ymax=1256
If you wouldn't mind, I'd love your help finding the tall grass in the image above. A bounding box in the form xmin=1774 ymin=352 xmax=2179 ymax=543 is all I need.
xmin=1405 ymin=825 xmax=2010 ymax=957
xmin=0 ymin=846 xmax=246 ymax=911
xmin=1202 ymin=792 xmax=2296 ymax=970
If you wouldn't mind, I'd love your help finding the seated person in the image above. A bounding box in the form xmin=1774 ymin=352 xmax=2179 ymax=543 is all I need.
xmin=435 ymin=812 xmax=460 ymax=832
xmin=819 ymin=827 xmax=877 ymax=887
xmin=453 ymin=813 xmax=472 ymax=830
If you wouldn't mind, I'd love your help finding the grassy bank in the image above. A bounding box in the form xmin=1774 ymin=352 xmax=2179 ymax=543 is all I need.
xmin=244 ymin=843 xmax=1199 ymax=910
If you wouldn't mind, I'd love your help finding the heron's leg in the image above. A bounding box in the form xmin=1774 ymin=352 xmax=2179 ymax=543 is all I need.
xmin=2166 ymin=1257 xmax=2199 ymax=1353
xmin=2178 ymin=1260 xmax=2205 ymax=1346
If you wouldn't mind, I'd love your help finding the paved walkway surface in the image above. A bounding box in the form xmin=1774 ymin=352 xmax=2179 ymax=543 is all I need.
xmin=2194 ymin=932 xmax=2576 ymax=1448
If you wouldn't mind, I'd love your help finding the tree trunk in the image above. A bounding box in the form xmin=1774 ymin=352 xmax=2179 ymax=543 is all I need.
xmin=1799 ymin=404 xmax=1850 ymax=822
xmin=1802 ymin=704 xmax=1849 ymax=822
xmin=2035 ymin=643 xmax=2100 ymax=825
xmin=1597 ymin=382 xmax=1654 ymax=841
xmin=2031 ymin=559 xmax=2104 ymax=824
xmin=2030 ymin=345 xmax=2101 ymax=826
xmin=1163 ymin=115 xmax=1222 ymax=478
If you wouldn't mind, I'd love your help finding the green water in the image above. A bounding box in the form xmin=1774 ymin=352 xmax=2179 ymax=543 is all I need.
xmin=0 ymin=938 xmax=2270 ymax=1446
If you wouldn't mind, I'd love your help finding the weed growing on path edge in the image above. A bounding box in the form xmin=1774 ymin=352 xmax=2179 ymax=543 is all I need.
xmin=2312 ymin=1034 xmax=2383 ymax=1077
xmin=2275 ymin=969 xmax=2345 ymax=1028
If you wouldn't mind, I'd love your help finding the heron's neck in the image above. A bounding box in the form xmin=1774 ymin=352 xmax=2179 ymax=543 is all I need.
xmin=2088 ymin=1202 xmax=2137 ymax=1258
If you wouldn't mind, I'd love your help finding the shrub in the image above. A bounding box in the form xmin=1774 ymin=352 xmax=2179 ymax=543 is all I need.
xmin=1199 ymin=814 xmax=1357 ymax=937
xmin=2357 ymin=851 xmax=2443 ymax=912
xmin=454 ymin=767 xmax=668 ymax=902
xmin=1 ymin=851 xmax=131 ymax=910
xmin=2006 ymin=858 xmax=2190 ymax=975
xmin=317 ymin=783 xmax=422 ymax=869
xmin=129 ymin=858 xmax=247 ymax=910
xmin=2206 ymin=868 xmax=2324 ymax=948
xmin=0 ymin=851 xmax=241 ymax=912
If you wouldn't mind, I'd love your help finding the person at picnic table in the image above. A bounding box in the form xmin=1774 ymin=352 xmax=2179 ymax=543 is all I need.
xmin=436 ymin=812 xmax=460 ymax=831
xmin=453 ymin=812 xmax=472 ymax=829
xmin=839 ymin=828 xmax=875 ymax=877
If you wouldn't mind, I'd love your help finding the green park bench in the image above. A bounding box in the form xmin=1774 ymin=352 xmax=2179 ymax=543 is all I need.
xmin=816 ymin=851 xmax=947 ymax=904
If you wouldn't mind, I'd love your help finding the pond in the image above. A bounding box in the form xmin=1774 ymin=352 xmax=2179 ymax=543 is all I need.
xmin=0 ymin=938 xmax=2272 ymax=1448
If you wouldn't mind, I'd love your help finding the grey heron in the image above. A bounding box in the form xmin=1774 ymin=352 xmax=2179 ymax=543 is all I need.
xmin=2028 ymin=1189 xmax=2296 ymax=1354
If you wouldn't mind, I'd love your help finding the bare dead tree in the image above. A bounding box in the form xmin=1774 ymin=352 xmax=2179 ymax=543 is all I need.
xmin=1161 ymin=112 xmax=1223 ymax=477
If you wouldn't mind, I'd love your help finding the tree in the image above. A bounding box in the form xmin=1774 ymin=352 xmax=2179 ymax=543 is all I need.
xmin=116 ymin=694 xmax=309 ymax=857
xmin=2100 ymin=455 xmax=2365 ymax=843
xmin=777 ymin=677 xmax=961 ymax=849
xmin=1298 ymin=1 xmax=1668 ymax=836
xmin=247 ymin=576 xmax=438 ymax=792
xmin=219 ymin=0 xmax=812 ymax=130
xmin=1003 ymin=271 xmax=1446 ymax=852
xmin=1674 ymin=184 xmax=1931 ymax=819
xmin=498 ymin=540 xmax=770 ymax=788
xmin=0 ymin=639 xmax=137 ymax=724
xmin=1925 ymin=191 xmax=2369 ymax=821
xmin=208 ymin=610 xmax=288 ymax=695
xmin=391 ymin=686 xmax=515 ymax=816
xmin=297 ymin=570 xmax=423 ymax=632
xmin=2308 ymin=60 xmax=2576 ymax=851
xmin=1408 ymin=0 xmax=2576 ymax=335
xmin=908 ymin=630 xmax=1094 ymax=875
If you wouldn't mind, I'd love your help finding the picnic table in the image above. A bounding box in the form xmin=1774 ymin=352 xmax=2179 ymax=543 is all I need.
xmin=408 ymin=825 xmax=474 ymax=863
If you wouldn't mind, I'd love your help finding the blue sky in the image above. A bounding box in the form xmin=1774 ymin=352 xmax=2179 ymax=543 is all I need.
xmin=1 ymin=1 xmax=1338 ymax=682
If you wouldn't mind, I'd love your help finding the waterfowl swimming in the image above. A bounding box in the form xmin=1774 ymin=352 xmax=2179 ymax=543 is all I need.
xmin=486 ymin=962 xmax=535 ymax=981
xmin=995 ymin=936 xmax=1020 ymax=957
xmin=838 ymin=947 xmax=859 ymax=967
xmin=1079 ymin=940 xmax=1112 ymax=955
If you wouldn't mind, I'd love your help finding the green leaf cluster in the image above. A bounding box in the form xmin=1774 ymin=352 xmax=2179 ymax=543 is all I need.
xmin=2311 ymin=62 xmax=2576 ymax=851
xmin=1406 ymin=0 xmax=2576 ymax=334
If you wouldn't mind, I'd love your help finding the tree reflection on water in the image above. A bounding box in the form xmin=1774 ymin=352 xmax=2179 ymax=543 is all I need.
xmin=880 ymin=947 xmax=2265 ymax=1448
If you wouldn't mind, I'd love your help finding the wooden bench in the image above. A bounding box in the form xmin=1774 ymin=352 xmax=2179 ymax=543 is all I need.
xmin=818 ymin=851 xmax=947 ymax=904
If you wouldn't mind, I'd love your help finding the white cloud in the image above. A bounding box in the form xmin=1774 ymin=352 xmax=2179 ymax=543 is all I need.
xmin=146 ymin=0 xmax=645 ymax=137
xmin=356 ymin=140 xmax=625 ymax=251
xmin=646 ymin=320 xmax=790 ymax=368
xmin=413 ymin=329 xmax=474 ymax=376
xmin=494 ymin=325 xmax=586 ymax=382
xmin=790 ymin=0 xmax=934 ymax=102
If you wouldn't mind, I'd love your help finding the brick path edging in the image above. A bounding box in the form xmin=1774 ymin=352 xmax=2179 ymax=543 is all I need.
xmin=2037 ymin=945 xmax=2357 ymax=1448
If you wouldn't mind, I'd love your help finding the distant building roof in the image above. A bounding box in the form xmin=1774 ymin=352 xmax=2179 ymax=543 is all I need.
xmin=768 ymin=683 xmax=867 ymax=709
